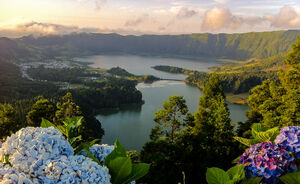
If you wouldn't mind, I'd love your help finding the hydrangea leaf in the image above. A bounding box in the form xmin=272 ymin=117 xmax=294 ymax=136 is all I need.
xmin=280 ymin=171 xmax=300 ymax=184
xmin=265 ymin=127 xmax=280 ymax=142
xmin=108 ymin=157 xmax=132 ymax=184
xmin=227 ymin=164 xmax=245 ymax=183
xmin=251 ymin=127 xmax=279 ymax=143
xmin=241 ymin=177 xmax=263 ymax=184
xmin=41 ymin=118 xmax=57 ymax=129
xmin=206 ymin=167 xmax=231 ymax=184
xmin=122 ymin=163 xmax=150 ymax=184
xmin=251 ymin=123 xmax=268 ymax=132
xmin=234 ymin=137 xmax=252 ymax=147
xmin=105 ymin=139 xmax=127 ymax=166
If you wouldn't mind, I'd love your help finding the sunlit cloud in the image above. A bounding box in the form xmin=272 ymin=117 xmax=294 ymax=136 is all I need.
xmin=264 ymin=5 xmax=300 ymax=28
xmin=0 ymin=20 xmax=100 ymax=37
xmin=202 ymin=6 xmax=242 ymax=31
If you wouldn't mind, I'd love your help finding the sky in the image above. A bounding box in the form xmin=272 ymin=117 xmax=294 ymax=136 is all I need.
xmin=0 ymin=0 xmax=300 ymax=37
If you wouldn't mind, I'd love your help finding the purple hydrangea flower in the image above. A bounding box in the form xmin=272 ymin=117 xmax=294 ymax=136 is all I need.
xmin=238 ymin=141 xmax=297 ymax=183
xmin=275 ymin=126 xmax=300 ymax=159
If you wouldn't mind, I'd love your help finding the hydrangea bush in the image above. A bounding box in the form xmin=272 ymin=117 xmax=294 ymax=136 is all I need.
xmin=238 ymin=141 xmax=297 ymax=183
xmin=207 ymin=125 xmax=300 ymax=184
xmin=275 ymin=126 xmax=300 ymax=159
xmin=0 ymin=127 xmax=111 ymax=183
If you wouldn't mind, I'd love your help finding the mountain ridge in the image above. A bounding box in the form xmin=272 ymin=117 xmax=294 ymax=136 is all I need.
xmin=8 ymin=30 xmax=299 ymax=61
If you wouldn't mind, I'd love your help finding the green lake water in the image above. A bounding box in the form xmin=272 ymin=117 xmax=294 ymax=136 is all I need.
xmin=77 ymin=55 xmax=249 ymax=150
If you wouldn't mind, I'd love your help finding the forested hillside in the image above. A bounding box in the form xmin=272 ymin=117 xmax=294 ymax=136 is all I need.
xmin=15 ymin=30 xmax=300 ymax=60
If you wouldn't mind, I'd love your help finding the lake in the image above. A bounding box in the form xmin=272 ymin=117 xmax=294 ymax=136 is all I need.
xmin=77 ymin=55 xmax=249 ymax=150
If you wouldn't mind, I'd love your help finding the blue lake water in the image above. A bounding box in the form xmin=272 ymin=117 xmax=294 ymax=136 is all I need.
xmin=77 ymin=55 xmax=249 ymax=150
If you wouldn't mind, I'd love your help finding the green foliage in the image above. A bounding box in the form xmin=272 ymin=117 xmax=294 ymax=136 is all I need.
xmin=107 ymin=67 xmax=134 ymax=77
xmin=0 ymin=104 xmax=19 ymax=138
xmin=234 ymin=123 xmax=279 ymax=147
xmin=152 ymin=95 xmax=188 ymax=143
xmin=246 ymin=36 xmax=300 ymax=128
xmin=0 ymin=59 xmax=59 ymax=103
xmin=206 ymin=168 xmax=231 ymax=184
xmin=280 ymin=171 xmax=300 ymax=184
xmin=27 ymin=66 xmax=99 ymax=83
xmin=152 ymin=65 xmax=191 ymax=74
xmin=206 ymin=165 xmax=246 ymax=184
xmin=26 ymin=98 xmax=56 ymax=127
xmin=126 ymin=150 xmax=140 ymax=164
xmin=105 ymin=140 xmax=150 ymax=184
xmin=141 ymin=75 xmax=240 ymax=184
xmin=286 ymin=35 xmax=300 ymax=70
xmin=41 ymin=117 xmax=84 ymax=147
xmin=55 ymin=92 xmax=82 ymax=122
xmin=19 ymin=30 xmax=300 ymax=60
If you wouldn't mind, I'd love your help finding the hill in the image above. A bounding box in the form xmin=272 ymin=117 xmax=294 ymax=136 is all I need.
xmin=16 ymin=30 xmax=300 ymax=61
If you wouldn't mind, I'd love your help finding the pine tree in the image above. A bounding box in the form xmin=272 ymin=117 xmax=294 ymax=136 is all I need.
xmin=192 ymin=74 xmax=236 ymax=169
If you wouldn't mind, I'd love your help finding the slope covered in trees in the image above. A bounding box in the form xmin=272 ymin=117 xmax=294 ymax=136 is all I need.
xmin=13 ymin=30 xmax=300 ymax=61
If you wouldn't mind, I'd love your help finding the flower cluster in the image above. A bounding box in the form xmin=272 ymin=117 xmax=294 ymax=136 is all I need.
xmin=0 ymin=127 xmax=111 ymax=184
xmin=238 ymin=141 xmax=296 ymax=183
xmin=275 ymin=126 xmax=300 ymax=159
xmin=89 ymin=144 xmax=115 ymax=164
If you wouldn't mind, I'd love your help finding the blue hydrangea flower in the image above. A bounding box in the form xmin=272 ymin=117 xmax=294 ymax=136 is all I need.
xmin=0 ymin=127 xmax=74 ymax=175
xmin=275 ymin=126 xmax=300 ymax=159
xmin=80 ymin=144 xmax=114 ymax=164
xmin=238 ymin=141 xmax=297 ymax=183
xmin=0 ymin=127 xmax=112 ymax=184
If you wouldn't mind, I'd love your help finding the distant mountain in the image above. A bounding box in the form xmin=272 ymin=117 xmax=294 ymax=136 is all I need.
xmin=15 ymin=30 xmax=300 ymax=60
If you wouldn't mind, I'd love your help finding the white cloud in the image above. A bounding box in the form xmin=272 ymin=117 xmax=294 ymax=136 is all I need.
xmin=0 ymin=21 xmax=99 ymax=38
xmin=201 ymin=6 xmax=265 ymax=31
xmin=202 ymin=6 xmax=242 ymax=31
xmin=264 ymin=5 xmax=300 ymax=28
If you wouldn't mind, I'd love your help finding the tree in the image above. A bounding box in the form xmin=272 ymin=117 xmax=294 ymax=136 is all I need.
xmin=190 ymin=74 xmax=237 ymax=180
xmin=246 ymin=36 xmax=300 ymax=129
xmin=55 ymin=92 xmax=82 ymax=122
xmin=0 ymin=104 xmax=19 ymax=138
xmin=26 ymin=98 xmax=56 ymax=127
xmin=141 ymin=75 xmax=239 ymax=184
xmin=140 ymin=95 xmax=190 ymax=184
xmin=152 ymin=95 xmax=188 ymax=143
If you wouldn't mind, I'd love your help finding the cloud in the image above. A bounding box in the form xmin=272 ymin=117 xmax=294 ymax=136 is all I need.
xmin=264 ymin=5 xmax=300 ymax=28
xmin=176 ymin=7 xmax=198 ymax=19
xmin=124 ymin=14 xmax=149 ymax=27
xmin=202 ymin=6 xmax=242 ymax=31
xmin=0 ymin=21 xmax=100 ymax=38
xmin=201 ymin=6 xmax=265 ymax=31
